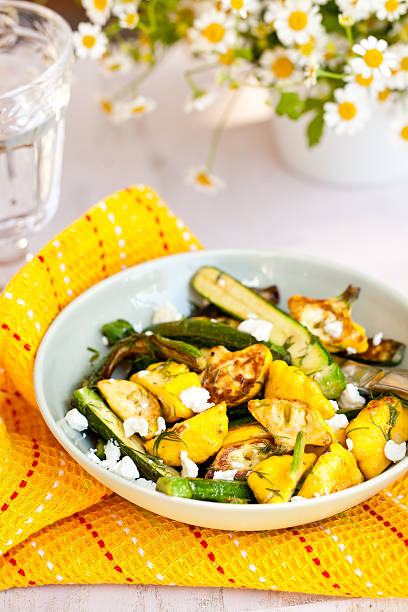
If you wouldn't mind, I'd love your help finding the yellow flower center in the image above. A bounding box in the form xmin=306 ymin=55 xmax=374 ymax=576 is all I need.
xmin=94 ymin=0 xmax=107 ymax=9
xmin=109 ymin=63 xmax=121 ymax=71
xmin=299 ymin=37 xmax=315 ymax=57
xmin=377 ymin=87 xmax=390 ymax=101
xmin=196 ymin=172 xmax=212 ymax=186
xmin=202 ymin=23 xmax=225 ymax=43
xmin=272 ymin=57 xmax=295 ymax=79
xmin=324 ymin=41 xmax=336 ymax=61
xmin=355 ymin=73 xmax=373 ymax=86
xmin=385 ymin=0 xmax=399 ymax=11
xmin=364 ymin=48 xmax=383 ymax=68
xmin=100 ymin=99 xmax=112 ymax=114
xmin=126 ymin=13 xmax=137 ymax=26
xmin=288 ymin=11 xmax=308 ymax=31
xmin=82 ymin=35 xmax=96 ymax=49
xmin=132 ymin=105 xmax=146 ymax=114
xmin=400 ymin=126 xmax=408 ymax=140
xmin=338 ymin=101 xmax=357 ymax=121
xmin=218 ymin=48 xmax=235 ymax=65
xmin=400 ymin=57 xmax=408 ymax=70
xmin=231 ymin=0 xmax=244 ymax=9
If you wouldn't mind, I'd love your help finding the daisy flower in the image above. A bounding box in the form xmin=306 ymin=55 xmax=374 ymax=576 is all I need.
xmin=273 ymin=0 xmax=322 ymax=46
xmin=322 ymin=33 xmax=350 ymax=69
xmin=82 ymin=0 xmax=112 ymax=25
xmin=375 ymin=0 xmax=408 ymax=21
xmin=73 ymin=22 xmax=108 ymax=59
xmin=119 ymin=10 xmax=139 ymax=28
xmin=101 ymin=50 xmax=134 ymax=74
xmin=351 ymin=36 xmax=396 ymax=80
xmin=112 ymin=95 xmax=157 ymax=123
xmin=344 ymin=64 xmax=385 ymax=91
xmin=390 ymin=113 xmax=408 ymax=147
xmin=335 ymin=0 xmax=372 ymax=21
xmin=259 ymin=47 xmax=302 ymax=86
xmin=185 ymin=89 xmax=219 ymax=112
xmin=324 ymin=85 xmax=371 ymax=135
xmin=187 ymin=168 xmax=225 ymax=193
xmin=294 ymin=28 xmax=327 ymax=66
xmin=221 ymin=0 xmax=260 ymax=19
xmin=99 ymin=97 xmax=115 ymax=116
xmin=112 ymin=0 xmax=138 ymax=14
xmin=189 ymin=9 xmax=236 ymax=54
xmin=389 ymin=43 xmax=408 ymax=89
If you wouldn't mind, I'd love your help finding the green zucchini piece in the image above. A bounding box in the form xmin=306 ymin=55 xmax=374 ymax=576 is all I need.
xmin=227 ymin=404 xmax=253 ymax=426
xmin=338 ymin=338 xmax=405 ymax=367
xmin=95 ymin=438 xmax=106 ymax=460
xmin=72 ymin=387 xmax=178 ymax=481
xmin=102 ymin=319 xmax=134 ymax=345
xmin=156 ymin=476 xmax=255 ymax=503
xmin=148 ymin=318 xmax=290 ymax=361
xmin=192 ymin=266 xmax=346 ymax=399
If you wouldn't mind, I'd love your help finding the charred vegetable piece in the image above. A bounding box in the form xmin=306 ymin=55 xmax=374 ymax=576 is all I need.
xmin=299 ymin=442 xmax=363 ymax=498
xmin=248 ymin=433 xmax=317 ymax=503
xmin=131 ymin=361 xmax=202 ymax=423
xmin=97 ymin=379 xmax=161 ymax=440
xmin=338 ymin=338 xmax=406 ymax=367
xmin=248 ymin=397 xmax=334 ymax=448
xmin=156 ymin=476 xmax=255 ymax=503
xmin=201 ymin=344 xmax=272 ymax=407
xmin=288 ymin=285 xmax=368 ymax=354
xmin=144 ymin=402 xmax=228 ymax=465
xmin=192 ymin=266 xmax=346 ymax=399
xmin=148 ymin=318 xmax=289 ymax=360
xmin=265 ymin=360 xmax=335 ymax=419
xmin=345 ymin=395 xmax=408 ymax=479
xmin=206 ymin=438 xmax=282 ymax=480
xmin=71 ymin=387 xmax=178 ymax=481
xmin=227 ymin=405 xmax=254 ymax=427
xmin=102 ymin=319 xmax=134 ymax=345
xmin=252 ymin=285 xmax=280 ymax=305
xmin=223 ymin=420 xmax=272 ymax=446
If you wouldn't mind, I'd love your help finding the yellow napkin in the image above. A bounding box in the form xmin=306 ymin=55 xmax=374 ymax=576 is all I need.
xmin=0 ymin=186 xmax=407 ymax=597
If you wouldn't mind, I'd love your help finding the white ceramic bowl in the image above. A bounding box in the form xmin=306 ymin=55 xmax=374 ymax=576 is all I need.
xmin=34 ymin=250 xmax=408 ymax=531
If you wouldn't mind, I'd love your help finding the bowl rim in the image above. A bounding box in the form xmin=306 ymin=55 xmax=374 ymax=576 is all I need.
xmin=34 ymin=248 xmax=408 ymax=515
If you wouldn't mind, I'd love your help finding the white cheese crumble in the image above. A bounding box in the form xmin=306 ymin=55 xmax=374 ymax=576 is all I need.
xmin=384 ymin=439 xmax=407 ymax=462
xmin=123 ymin=416 xmax=149 ymax=438
xmin=155 ymin=416 xmax=166 ymax=435
xmin=145 ymin=330 xmax=153 ymax=336
xmin=180 ymin=450 xmax=199 ymax=478
xmin=230 ymin=460 xmax=248 ymax=469
xmin=179 ymin=386 xmax=214 ymax=413
xmin=329 ymin=399 xmax=339 ymax=412
xmin=136 ymin=478 xmax=157 ymax=490
xmin=346 ymin=347 xmax=357 ymax=355
xmin=325 ymin=413 xmax=349 ymax=432
xmin=112 ymin=456 xmax=140 ymax=480
xmin=212 ymin=469 xmax=238 ymax=481
xmin=323 ymin=319 xmax=343 ymax=339
xmin=373 ymin=332 xmax=384 ymax=346
xmin=237 ymin=318 xmax=273 ymax=342
xmin=291 ymin=495 xmax=307 ymax=502
xmin=65 ymin=409 xmax=88 ymax=432
xmin=152 ymin=301 xmax=183 ymax=324
xmin=346 ymin=438 xmax=353 ymax=451
xmin=87 ymin=448 xmax=101 ymax=463
xmin=136 ymin=370 xmax=150 ymax=378
xmin=102 ymin=439 xmax=121 ymax=468
xmin=338 ymin=383 xmax=366 ymax=410
xmin=101 ymin=335 xmax=109 ymax=346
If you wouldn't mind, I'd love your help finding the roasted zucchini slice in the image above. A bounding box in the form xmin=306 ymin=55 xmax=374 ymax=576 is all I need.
xmin=338 ymin=338 xmax=405 ymax=367
xmin=156 ymin=476 xmax=255 ymax=503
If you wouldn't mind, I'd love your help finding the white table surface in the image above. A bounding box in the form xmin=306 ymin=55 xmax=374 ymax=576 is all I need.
xmin=2 ymin=50 xmax=408 ymax=611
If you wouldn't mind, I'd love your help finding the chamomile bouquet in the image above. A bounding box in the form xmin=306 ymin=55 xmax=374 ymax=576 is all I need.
xmin=72 ymin=0 xmax=408 ymax=191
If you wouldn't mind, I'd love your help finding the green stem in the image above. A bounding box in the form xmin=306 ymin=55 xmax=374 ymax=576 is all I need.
xmin=205 ymin=91 xmax=240 ymax=173
xmin=184 ymin=62 xmax=219 ymax=94
xmin=345 ymin=25 xmax=353 ymax=46
xmin=146 ymin=0 xmax=157 ymax=33
xmin=290 ymin=432 xmax=305 ymax=475
xmin=316 ymin=69 xmax=346 ymax=81
xmin=111 ymin=61 xmax=156 ymax=102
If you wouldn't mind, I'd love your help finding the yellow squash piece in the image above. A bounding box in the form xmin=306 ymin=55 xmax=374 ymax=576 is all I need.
xmin=288 ymin=285 xmax=368 ymax=354
xmin=200 ymin=344 xmax=272 ymax=407
xmin=144 ymin=402 xmax=228 ymax=465
xmin=299 ymin=442 xmax=364 ymax=497
xmin=223 ymin=420 xmax=272 ymax=446
xmin=131 ymin=361 xmax=201 ymax=423
xmin=345 ymin=396 xmax=408 ymax=479
xmin=206 ymin=437 xmax=281 ymax=480
xmin=248 ymin=397 xmax=334 ymax=449
xmin=97 ymin=379 xmax=161 ymax=440
xmin=248 ymin=452 xmax=317 ymax=504
xmin=265 ymin=360 xmax=335 ymax=419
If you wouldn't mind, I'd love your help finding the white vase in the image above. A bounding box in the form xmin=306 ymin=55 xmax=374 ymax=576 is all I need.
xmin=271 ymin=108 xmax=408 ymax=186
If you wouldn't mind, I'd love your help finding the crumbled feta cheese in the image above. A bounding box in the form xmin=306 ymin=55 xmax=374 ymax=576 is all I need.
xmin=291 ymin=495 xmax=307 ymax=502
xmin=346 ymin=438 xmax=353 ymax=451
xmin=180 ymin=450 xmax=199 ymax=478
xmin=326 ymin=413 xmax=349 ymax=432
xmin=373 ymin=332 xmax=383 ymax=347
xmin=384 ymin=439 xmax=407 ymax=462
xmin=314 ymin=492 xmax=322 ymax=498
xmin=87 ymin=449 xmax=101 ymax=463
xmin=113 ymin=456 xmax=140 ymax=480
xmin=338 ymin=383 xmax=366 ymax=410
xmin=102 ymin=335 xmax=109 ymax=346
xmin=212 ymin=469 xmax=238 ymax=481
xmin=155 ymin=416 xmax=166 ymax=435
xmin=136 ymin=478 xmax=157 ymax=490
xmin=179 ymin=386 xmax=214 ymax=413
xmin=101 ymin=439 xmax=121 ymax=469
xmin=65 ymin=409 xmax=88 ymax=432
xmin=230 ymin=460 xmax=248 ymax=469
xmin=136 ymin=370 xmax=150 ymax=378
xmin=329 ymin=400 xmax=339 ymax=412
xmin=123 ymin=417 xmax=149 ymax=438
xmin=346 ymin=347 xmax=357 ymax=355
xmin=152 ymin=301 xmax=182 ymax=324
xmin=237 ymin=319 xmax=273 ymax=342
xmin=324 ymin=319 xmax=343 ymax=339
xmin=145 ymin=331 xmax=153 ymax=336
xmin=132 ymin=321 xmax=143 ymax=333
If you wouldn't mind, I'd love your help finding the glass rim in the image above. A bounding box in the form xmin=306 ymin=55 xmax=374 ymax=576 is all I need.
xmin=0 ymin=0 xmax=72 ymax=101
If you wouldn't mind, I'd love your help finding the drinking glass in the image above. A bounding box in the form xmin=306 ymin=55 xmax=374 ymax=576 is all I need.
xmin=0 ymin=1 xmax=72 ymax=280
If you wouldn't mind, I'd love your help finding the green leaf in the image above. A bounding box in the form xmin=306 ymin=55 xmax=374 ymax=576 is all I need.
xmin=307 ymin=111 xmax=325 ymax=147
xmin=275 ymin=92 xmax=305 ymax=120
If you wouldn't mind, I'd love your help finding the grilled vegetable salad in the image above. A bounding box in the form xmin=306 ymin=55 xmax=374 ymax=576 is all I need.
xmin=66 ymin=266 xmax=407 ymax=505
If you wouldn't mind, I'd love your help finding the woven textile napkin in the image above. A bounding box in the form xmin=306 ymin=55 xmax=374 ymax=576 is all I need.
xmin=0 ymin=186 xmax=407 ymax=597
